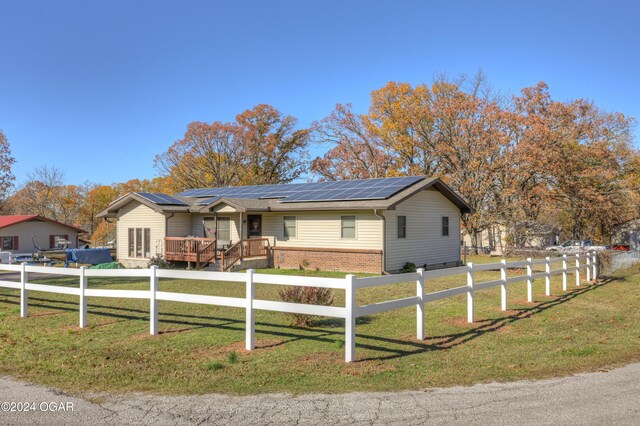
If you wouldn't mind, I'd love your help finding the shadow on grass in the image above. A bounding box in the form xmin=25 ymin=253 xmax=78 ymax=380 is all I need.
xmin=0 ymin=279 xmax=611 ymax=362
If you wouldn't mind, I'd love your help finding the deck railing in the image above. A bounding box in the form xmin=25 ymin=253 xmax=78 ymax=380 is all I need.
xmin=221 ymin=238 xmax=269 ymax=271
xmin=164 ymin=237 xmax=216 ymax=267
xmin=243 ymin=238 xmax=269 ymax=258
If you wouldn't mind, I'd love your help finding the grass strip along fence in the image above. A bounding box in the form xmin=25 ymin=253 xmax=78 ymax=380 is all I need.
xmin=0 ymin=252 xmax=598 ymax=362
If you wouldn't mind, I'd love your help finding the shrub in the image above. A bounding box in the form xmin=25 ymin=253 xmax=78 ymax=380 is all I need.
xmin=400 ymin=262 xmax=417 ymax=273
xmin=206 ymin=361 xmax=224 ymax=371
xmin=227 ymin=351 xmax=238 ymax=364
xmin=278 ymin=286 xmax=335 ymax=327
xmin=147 ymin=255 xmax=173 ymax=269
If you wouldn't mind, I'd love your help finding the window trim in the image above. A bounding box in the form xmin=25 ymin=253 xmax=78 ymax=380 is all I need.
xmin=442 ymin=216 xmax=450 ymax=237
xmin=144 ymin=228 xmax=151 ymax=258
xmin=127 ymin=227 xmax=151 ymax=259
xmin=1 ymin=236 xmax=15 ymax=250
xmin=340 ymin=215 xmax=357 ymax=239
xmin=128 ymin=228 xmax=135 ymax=257
xmin=216 ymin=217 xmax=231 ymax=242
xmin=283 ymin=215 xmax=297 ymax=239
xmin=397 ymin=215 xmax=407 ymax=239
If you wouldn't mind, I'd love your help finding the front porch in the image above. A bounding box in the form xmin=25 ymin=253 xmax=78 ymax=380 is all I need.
xmin=164 ymin=237 xmax=270 ymax=270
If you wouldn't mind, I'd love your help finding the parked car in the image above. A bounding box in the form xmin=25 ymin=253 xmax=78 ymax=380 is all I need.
xmin=545 ymin=240 xmax=607 ymax=253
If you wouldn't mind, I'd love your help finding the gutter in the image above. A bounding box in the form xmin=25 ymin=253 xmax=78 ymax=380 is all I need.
xmin=374 ymin=209 xmax=387 ymax=274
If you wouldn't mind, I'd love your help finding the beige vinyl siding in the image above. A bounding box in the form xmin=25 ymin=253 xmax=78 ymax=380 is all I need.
xmin=0 ymin=221 xmax=79 ymax=254
xmin=166 ymin=213 xmax=192 ymax=237
xmin=116 ymin=201 xmax=166 ymax=264
xmin=262 ymin=211 xmax=383 ymax=250
xmin=384 ymin=189 xmax=461 ymax=272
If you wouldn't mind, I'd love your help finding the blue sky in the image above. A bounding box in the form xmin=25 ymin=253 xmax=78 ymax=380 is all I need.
xmin=1 ymin=0 xmax=638 ymax=187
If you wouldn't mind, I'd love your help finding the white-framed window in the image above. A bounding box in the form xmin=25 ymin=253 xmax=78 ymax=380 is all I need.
xmin=283 ymin=216 xmax=297 ymax=239
xmin=128 ymin=227 xmax=151 ymax=258
xmin=1 ymin=236 xmax=16 ymax=250
xmin=217 ymin=217 xmax=231 ymax=242
xmin=397 ymin=215 xmax=407 ymax=239
xmin=442 ymin=216 xmax=449 ymax=237
xmin=341 ymin=215 xmax=356 ymax=239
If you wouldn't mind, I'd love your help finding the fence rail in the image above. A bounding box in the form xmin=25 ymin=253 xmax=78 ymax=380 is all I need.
xmin=0 ymin=252 xmax=598 ymax=362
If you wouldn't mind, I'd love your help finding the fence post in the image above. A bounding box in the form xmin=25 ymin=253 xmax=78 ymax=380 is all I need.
xmin=545 ymin=256 xmax=551 ymax=296
xmin=79 ymin=266 xmax=87 ymax=328
xmin=526 ymin=258 xmax=533 ymax=303
xmin=575 ymin=254 xmax=580 ymax=287
xmin=586 ymin=252 xmax=591 ymax=282
xmin=150 ymin=265 xmax=158 ymax=335
xmin=592 ymin=251 xmax=598 ymax=281
xmin=467 ymin=263 xmax=474 ymax=323
xmin=562 ymin=254 xmax=568 ymax=291
xmin=416 ymin=268 xmax=425 ymax=340
xmin=345 ymin=274 xmax=356 ymax=362
xmin=500 ymin=259 xmax=507 ymax=311
xmin=246 ymin=268 xmax=255 ymax=351
xmin=20 ymin=262 xmax=28 ymax=318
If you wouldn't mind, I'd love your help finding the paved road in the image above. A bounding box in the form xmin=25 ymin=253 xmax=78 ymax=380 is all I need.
xmin=1 ymin=363 xmax=638 ymax=425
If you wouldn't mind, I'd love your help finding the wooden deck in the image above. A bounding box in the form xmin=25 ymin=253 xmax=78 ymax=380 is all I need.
xmin=164 ymin=237 xmax=216 ymax=267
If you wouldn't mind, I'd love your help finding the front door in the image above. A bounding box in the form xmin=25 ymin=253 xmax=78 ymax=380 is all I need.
xmin=247 ymin=215 xmax=262 ymax=238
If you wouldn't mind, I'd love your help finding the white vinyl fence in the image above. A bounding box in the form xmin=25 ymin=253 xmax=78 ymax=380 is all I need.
xmin=0 ymin=252 xmax=598 ymax=362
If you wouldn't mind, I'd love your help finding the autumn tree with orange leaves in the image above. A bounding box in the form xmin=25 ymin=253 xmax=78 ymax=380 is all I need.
xmin=0 ymin=130 xmax=15 ymax=204
xmin=155 ymin=104 xmax=310 ymax=191
xmin=312 ymin=73 xmax=638 ymax=247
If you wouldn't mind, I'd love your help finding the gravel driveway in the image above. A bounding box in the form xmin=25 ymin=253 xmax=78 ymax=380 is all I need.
xmin=1 ymin=363 xmax=638 ymax=425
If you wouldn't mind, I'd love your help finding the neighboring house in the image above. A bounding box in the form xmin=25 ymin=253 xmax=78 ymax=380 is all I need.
xmin=612 ymin=218 xmax=640 ymax=250
xmin=462 ymin=223 xmax=559 ymax=254
xmin=97 ymin=176 xmax=472 ymax=273
xmin=0 ymin=215 xmax=85 ymax=254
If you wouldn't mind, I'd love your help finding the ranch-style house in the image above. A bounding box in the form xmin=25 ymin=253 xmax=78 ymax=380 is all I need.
xmin=97 ymin=176 xmax=472 ymax=273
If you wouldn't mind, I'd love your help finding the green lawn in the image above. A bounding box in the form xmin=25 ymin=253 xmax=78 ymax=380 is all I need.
xmin=0 ymin=257 xmax=638 ymax=396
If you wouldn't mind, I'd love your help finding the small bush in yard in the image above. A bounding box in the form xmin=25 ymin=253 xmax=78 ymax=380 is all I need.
xmin=227 ymin=351 xmax=238 ymax=364
xmin=206 ymin=361 xmax=224 ymax=371
xmin=148 ymin=255 xmax=173 ymax=269
xmin=278 ymin=286 xmax=334 ymax=327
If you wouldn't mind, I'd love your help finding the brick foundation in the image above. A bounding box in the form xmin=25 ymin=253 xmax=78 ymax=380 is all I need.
xmin=270 ymin=247 xmax=383 ymax=274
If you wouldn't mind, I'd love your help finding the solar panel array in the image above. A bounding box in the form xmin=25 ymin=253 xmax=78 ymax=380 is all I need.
xmin=175 ymin=176 xmax=424 ymax=204
xmin=137 ymin=193 xmax=188 ymax=206
xmin=195 ymin=196 xmax=222 ymax=206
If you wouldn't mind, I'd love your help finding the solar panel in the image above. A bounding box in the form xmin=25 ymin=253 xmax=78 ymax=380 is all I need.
xmin=137 ymin=193 xmax=188 ymax=206
xmin=175 ymin=176 xmax=424 ymax=203
xmin=195 ymin=196 xmax=222 ymax=206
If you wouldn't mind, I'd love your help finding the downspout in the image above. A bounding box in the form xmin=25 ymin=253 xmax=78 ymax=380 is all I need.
xmin=374 ymin=209 xmax=386 ymax=274
xmin=164 ymin=213 xmax=174 ymax=257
